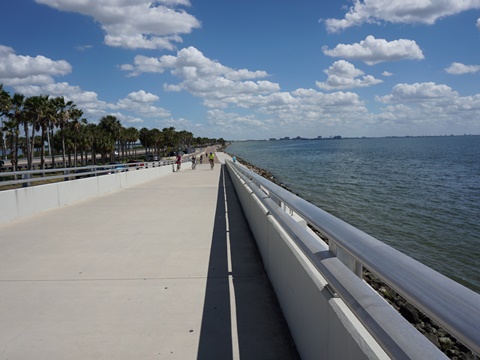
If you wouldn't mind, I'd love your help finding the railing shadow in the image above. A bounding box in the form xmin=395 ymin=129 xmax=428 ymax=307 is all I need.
xmin=196 ymin=165 xmax=299 ymax=360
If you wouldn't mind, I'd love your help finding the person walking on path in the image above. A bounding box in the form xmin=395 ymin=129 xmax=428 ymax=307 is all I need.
xmin=175 ymin=153 xmax=182 ymax=172
xmin=190 ymin=155 xmax=197 ymax=170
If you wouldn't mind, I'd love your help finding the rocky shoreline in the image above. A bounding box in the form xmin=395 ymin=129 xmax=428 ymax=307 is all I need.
xmin=226 ymin=153 xmax=478 ymax=360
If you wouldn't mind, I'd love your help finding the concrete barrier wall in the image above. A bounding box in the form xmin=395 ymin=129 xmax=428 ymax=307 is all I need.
xmin=0 ymin=165 xmax=173 ymax=224
xmin=227 ymin=165 xmax=388 ymax=360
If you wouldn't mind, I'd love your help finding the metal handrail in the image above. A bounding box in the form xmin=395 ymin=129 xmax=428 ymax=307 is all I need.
xmin=226 ymin=160 xmax=480 ymax=356
xmin=0 ymin=160 xmax=174 ymax=187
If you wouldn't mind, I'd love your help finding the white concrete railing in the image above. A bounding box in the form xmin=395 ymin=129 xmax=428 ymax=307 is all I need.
xmin=225 ymin=160 xmax=466 ymax=360
xmin=0 ymin=162 xmax=174 ymax=224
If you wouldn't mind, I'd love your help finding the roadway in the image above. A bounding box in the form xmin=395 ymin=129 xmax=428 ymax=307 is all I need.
xmin=0 ymin=150 xmax=299 ymax=359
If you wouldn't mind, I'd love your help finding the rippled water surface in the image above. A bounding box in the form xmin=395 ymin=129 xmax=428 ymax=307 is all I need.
xmin=227 ymin=136 xmax=480 ymax=293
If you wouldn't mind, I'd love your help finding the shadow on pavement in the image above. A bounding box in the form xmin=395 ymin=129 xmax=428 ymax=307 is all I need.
xmin=196 ymin=165 xmax=299 ymax=360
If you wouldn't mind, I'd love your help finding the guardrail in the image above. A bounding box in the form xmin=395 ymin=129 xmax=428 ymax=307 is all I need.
xmin=0 ymin=159 xmax=177 ymax=224
xmin=226 ymin=160 xmax=480 ymax=358
xmin=0 ymin=160 xmax=175 ymax=188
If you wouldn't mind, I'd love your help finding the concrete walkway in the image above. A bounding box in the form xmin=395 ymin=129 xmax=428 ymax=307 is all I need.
xmin=0 ymin=152 xmax=299 ymax=359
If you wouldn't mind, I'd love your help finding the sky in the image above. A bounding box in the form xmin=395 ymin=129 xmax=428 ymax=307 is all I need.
xmin=1 ymin=0 xmax=480 ymax=140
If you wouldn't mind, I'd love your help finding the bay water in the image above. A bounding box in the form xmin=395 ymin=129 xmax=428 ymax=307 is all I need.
xmin=226 ymin=136 xmax=480 ymax=293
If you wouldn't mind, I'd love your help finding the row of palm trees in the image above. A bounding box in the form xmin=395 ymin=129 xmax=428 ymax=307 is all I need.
xmin=0 ymin=84 xmax=223 ymax=171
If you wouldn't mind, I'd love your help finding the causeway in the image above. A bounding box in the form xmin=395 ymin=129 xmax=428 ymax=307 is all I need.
xmin=0 ymin=151 xmax=299 ymax=359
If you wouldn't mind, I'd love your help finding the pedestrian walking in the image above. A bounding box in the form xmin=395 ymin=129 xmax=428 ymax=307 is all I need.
xmin=175 ymin=153 xmax=182 ymax=171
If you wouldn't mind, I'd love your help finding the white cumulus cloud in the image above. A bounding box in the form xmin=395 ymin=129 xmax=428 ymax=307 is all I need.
xmin=376 ymin=82 xmax=458 ymax=103
xmin=316 ymin=60 xmax=382 ymax=90
xmin=373 ymin=82 xmax=480 ymax=133
xmin=0 ymin=45 xmax=71 ymax=86
xmin=35 ymin=0 xmax=201 ymax=50
xmin=446 ymin=62 xmax=480 ymax=74
xmin=322 ymin=35 xmax=424 ymax=65
xmin=324 ymin=0 xmax=480 ymax=33
xmin=121 ymin=46 xmax=279 ymax=108
xmin=112 ymin=90 xmax=170 ymax=118
xmin=207 ymin=109 xmax=269 ymax=131
xmin=121 ymin=45 xmax=372 ymax=135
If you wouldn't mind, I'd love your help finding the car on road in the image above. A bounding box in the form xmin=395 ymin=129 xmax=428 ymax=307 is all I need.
xmin=127 ymin=160 xmax=145 ymax=170
xmin=144 ymin=154 xmax=159 ymax=162
xmin=74 ymin=167 xmax=94 ymax=178
xmin=104 ymin=163 xmax=126 ymax=174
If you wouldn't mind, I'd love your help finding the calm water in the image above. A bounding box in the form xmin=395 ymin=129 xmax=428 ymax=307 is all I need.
xmin=226 ymin=136 xmax=480 ymax=293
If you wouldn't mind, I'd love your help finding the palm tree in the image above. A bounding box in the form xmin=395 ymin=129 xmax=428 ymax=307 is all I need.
xmin=68 ymin=109 xmax=84 ymax=167
xmin=85 ymin=123 xmax=98 ymax=165
xmin=75 ymin=121 xmax=90 ymax=166
xmin=95 ymin=129 xmax=115 ymax=164
xmin=21 ymin=97 xmax=34 ymax=170
xmin=43 ymin=97 xmax=58 ymax=168
xmin=5 ymin=93 xmax=25 ymax=172
xmin=0 ymin=131 xmax=4 ymax=162
xmin=150 ymin=128 xmax=163 ymax=156
xmin=0 ymin=85 xmax=12 ymax=161
xmin=52 ymin=96 xmax=75 ymax=167
xmin=162 ymin=127 xmax=177 ymax=156
xmin=0 ymin=84 xmax=10 ymax=115
xmin=98 ymin=115 xmax=122 ymax=163
xmin=34 ymin=96 xmax=56 ymax=170
xmin=118 ymin=126 xmax=129 ymax=161
xmin=126 ymin=127 xmax=139 ymax=158
xmin=178 ymin=130 xmax=193 ymax=153
xmin=145 ymin=129 xmax=157 ymax=154
xmin=139 ymin=127 xmax=150 ymax=153
xmin=33 ymin=135 xmax=43 ymax=154
xmin=23 ymin=95 xmax=50 ymax=170
xmin=0 ymin=84 xmax=213 ymax=170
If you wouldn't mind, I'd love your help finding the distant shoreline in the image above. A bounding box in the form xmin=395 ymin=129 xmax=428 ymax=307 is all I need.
xmin=228 ymin=134 xmax=480 ymax=142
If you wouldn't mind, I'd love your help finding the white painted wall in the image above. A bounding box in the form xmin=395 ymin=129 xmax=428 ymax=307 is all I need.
xmin=0 ymin=165 xmax=173 ymax=224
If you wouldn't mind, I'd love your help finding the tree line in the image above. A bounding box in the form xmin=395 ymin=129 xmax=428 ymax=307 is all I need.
xmin=0 ymin=85 xmax=223 ymax=171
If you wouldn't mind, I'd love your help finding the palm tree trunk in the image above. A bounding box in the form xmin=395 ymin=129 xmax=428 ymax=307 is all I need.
xmin=47 ymin=122 xmax=56 ymax=168
xmin=91 ymin=145 xmax=96 ymax=165
xmin=49 ymin=128 xmax=56 ymax=168
xmin=40 ymin=128 xmax=46 ymax=170
xmin=74 ymin=133 xmax=77 ymax=168
xmin=13 ymin=130 xmax=19 ymax=173
xmin=61 ymin=126 xmax=66 ymax=167
xmin=23 ymin=121 xmax=32 ymax=170
xmin=29 ymin=122 xmax=36 ymax=170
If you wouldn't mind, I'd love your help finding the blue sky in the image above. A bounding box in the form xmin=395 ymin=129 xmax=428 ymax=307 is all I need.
xmin=1 ymin=0 xmax=480 ymax=140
